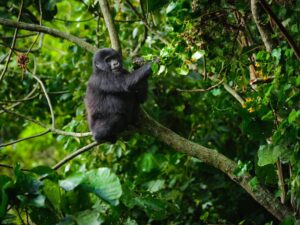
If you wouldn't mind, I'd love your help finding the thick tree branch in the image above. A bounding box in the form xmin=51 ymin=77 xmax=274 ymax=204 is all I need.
xmin=0 ymin=18 xmax=98 ymax=53
xmin=137 ymin=110 xmax=291 ymax=221
xmin=251 ymin=0 xmax=275 ymax=52
xmin=98 ymin=0 xmax=121 ymax=52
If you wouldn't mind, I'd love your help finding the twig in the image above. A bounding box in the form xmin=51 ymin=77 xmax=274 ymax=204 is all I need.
xmin=0 ymin=106 xmax=91 ymax=137
xmin=0 ymin=84 xmax=39 ymax=113
xmin=0 ymin=35 xmax=44 ymax=53
xmin=250 ymin=76 xmax=275 ymax=84
xmin=31 ymin=58 xmax=55 ymax=129
xmin=223 ymin=83 xmax=245 ymax=105
xmin=52 ymin=142 xmax=99 ymax=170
xmin=0 ymin=106 xmax=47 ymax=128
xmin=1 ymin=33 xmax=36 ymax=40
xmin=25 ymin=33 xmax=44 ymax=53
xmin=0 ymin=93 xmax=39 ymax=104
xmin=0 ymin=163 xmax=29 ymax=171
xmin=177 ymin=79 xmax=224 ymax=93
xmin=0 ymin=130 xmax=50 ymax=148
xmin=0 ymin=53 xmax=9 ymax=64
xmin=0 ymin=0 xmax=24 ymax=84
xmin=54 ymin=16 xmax=96 ymax=23
xmin=132 ymin=25 xmax=148 ymax=56
xmin=51 ymin=129 xmax=91 ymax=137
xmin=276 ymin=160 xmax=286 ymax=204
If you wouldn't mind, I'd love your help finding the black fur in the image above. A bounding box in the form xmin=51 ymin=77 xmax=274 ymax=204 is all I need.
xmin=85 ymin=48 xmax=151 ymax=142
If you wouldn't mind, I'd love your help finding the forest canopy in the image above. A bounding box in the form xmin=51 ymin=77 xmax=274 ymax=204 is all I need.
xmin=0 ymin=0 xmax=300 ymax=224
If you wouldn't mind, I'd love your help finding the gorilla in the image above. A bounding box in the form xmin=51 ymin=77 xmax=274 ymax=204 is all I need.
xmin=85 ymin=48 xmax=152 ymax=143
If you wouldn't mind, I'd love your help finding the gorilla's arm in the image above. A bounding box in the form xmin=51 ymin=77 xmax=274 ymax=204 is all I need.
xmin=125 ymin=63 xmax=151 ymax=90
xmin=91 ymin=63 xmax=151 ymax=94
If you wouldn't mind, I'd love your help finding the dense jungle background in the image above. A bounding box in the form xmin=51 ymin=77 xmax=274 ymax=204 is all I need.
xmin=0 ymin=0 xmax=300 ymax=224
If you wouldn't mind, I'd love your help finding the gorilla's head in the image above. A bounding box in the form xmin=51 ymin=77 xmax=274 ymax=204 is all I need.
xmin=93 ymin=48 xmax=123 ymax=74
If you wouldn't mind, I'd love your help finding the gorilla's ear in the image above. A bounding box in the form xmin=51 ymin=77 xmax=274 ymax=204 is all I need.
xmin=95 ymin=62 xmax=101 ymax=69
xmin=95 ymin=62 xmax=106 ymax=71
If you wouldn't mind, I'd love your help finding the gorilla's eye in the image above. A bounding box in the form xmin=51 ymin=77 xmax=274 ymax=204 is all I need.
xmin=105 ymin=57 xmax=112 ymax=63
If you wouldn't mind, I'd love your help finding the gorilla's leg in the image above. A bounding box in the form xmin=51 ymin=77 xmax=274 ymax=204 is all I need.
xmin=92 ymin=114 xmax=126 ymax=143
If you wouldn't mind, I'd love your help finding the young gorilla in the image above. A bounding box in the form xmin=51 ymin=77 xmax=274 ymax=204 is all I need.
xmin=85 ymin=48 xmax=152 ymax=143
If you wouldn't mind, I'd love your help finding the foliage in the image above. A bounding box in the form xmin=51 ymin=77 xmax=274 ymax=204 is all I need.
xmin=0 ymin=0 xmax=300 ymax=224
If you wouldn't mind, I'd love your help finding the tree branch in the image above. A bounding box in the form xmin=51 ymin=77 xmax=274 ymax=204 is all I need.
xmin=52 ymin=142 xmax=99 ymax=170
xmin=0 ymin=18 xmax=98 ymax=53
xmin=0 ymin=130 xmax=50 ymax=148
xmin=223 ymin=83 xmax=245 ymax=105
xmin=0 ymin=0 xmax=24 ymax=84
xmin=98 ymin=0 xmax=121 ymax=52
xmin=137 ymin=110 xmax=291 ymax=221
xmin=251 ymin=0 xmax=275 ymax=52
xmin=0 ymin=84 xmax=39 ymax=113
xmin=177 ymin=79 xmax=224 ymax=93
xmin=32 ymin=58 xmax=55 ymax=129
xmin=0 ymin=106 xmax=91 ymax=139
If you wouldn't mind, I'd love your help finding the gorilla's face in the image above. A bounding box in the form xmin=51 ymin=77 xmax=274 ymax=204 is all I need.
xmin=93 ymin=48 xmax=123 ymax=74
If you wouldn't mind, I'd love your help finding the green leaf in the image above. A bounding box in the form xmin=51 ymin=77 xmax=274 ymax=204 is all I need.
xmin=138 ymin=153 xmax=156 ymax=173
xmin=166 ymin=2 xmax=177 ymax=14
xmin=272 ymin=48 xmax=281 ymax=62
xmin=81 ymin=168 xmax=122 ymax=206
xmin=145 ymin=179 xmax=165 ymax=193
xmin=142 ymin=0 xmax=170 ymax=12
xmin=191 ymin=50 xmax=205 ymax=61
xmin=17 ymin=194 xmax=46 ymax=207
xmin=176 ymin=66 xmax=189 ymax=75
xmin=59 ymin=173 xmax=85 ymax=191
xmin=134 ymin=197 xmax=169 ymax=220
xmin=75 ymin=210 xmax=103 ymax=225
xmin=158 ymin=65 xmax=166 ymax=75
xmin=249 ymin=177 xmax=258 ymax=191
xmin=30 ymin=208 xmax=59 ymax=225
xmin=288 ymin=109 xmax=300 ymax=124
xmin=211 ymin=88 xmax=222 ymax=96
xmin=43 ymin=180 xmax=61 ymax=211
xmin=261 ymin=111 xmax=274 ymax=121
xmin=257 ymin=145 xmax=283 ymax=166
xmin=15 ymin=171 xmax=42 ymax=195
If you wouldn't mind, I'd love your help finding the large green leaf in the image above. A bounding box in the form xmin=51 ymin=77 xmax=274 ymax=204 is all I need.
xmin=257 ymin=145 xmax=283 ymax=166
xmin=81 ymin=168 xmax=122 ymax=206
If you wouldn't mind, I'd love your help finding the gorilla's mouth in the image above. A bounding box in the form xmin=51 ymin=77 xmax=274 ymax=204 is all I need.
xmin=112 ymin=67 xmax=121 ymax=73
